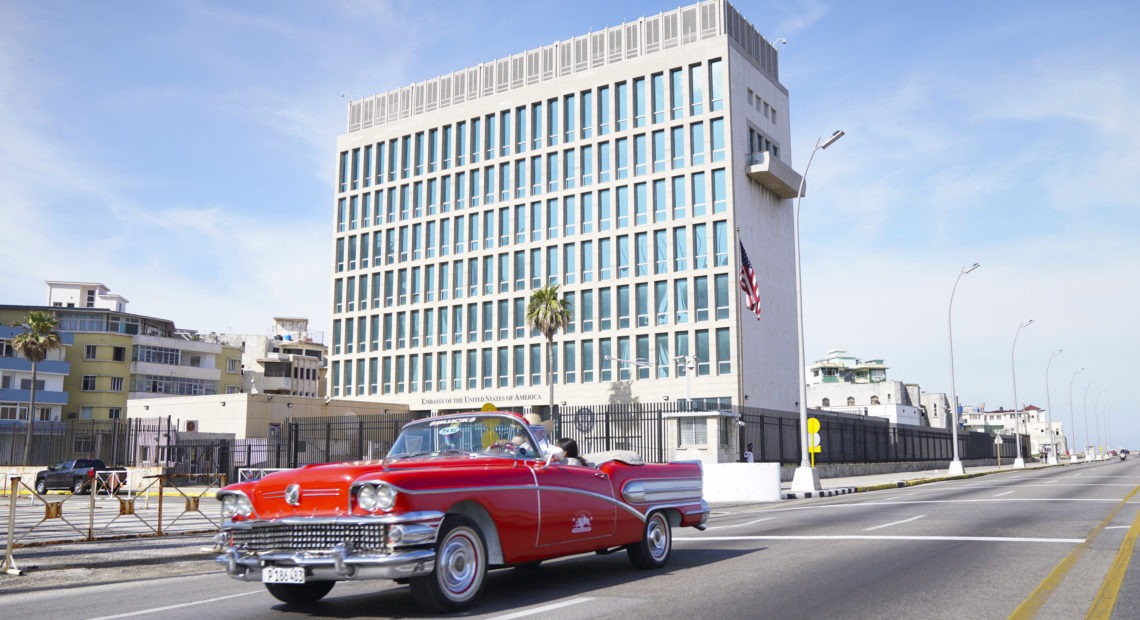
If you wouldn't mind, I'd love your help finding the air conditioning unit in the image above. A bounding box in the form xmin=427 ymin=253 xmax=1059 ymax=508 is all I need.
xmin=185 ymin=420 xmax=198 ymax=432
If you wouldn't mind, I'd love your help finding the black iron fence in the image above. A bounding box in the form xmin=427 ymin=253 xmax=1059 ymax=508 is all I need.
xmin=0 ymin=418 xmax=171 ymax=467
xmin=553 ymin=402 xmax=1023 ymax=465
xmin=1 ymin=405 xmax=1025 ymax=476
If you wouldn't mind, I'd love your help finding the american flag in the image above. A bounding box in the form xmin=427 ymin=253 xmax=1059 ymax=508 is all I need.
xmin=739 ymin=242 xmax=761 ymax=320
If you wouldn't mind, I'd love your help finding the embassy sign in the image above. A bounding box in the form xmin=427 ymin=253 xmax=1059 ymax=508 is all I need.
xmin=419 ymin=392 xmax=544 ymax=407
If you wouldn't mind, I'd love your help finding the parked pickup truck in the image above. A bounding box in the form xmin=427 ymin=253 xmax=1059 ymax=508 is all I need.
xmin=34 ymin=459 xmax=127 ymax=495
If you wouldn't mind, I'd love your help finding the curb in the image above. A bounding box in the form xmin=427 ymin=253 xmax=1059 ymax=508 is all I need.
xmin=781 ymin=486 xmax=856 ymax=500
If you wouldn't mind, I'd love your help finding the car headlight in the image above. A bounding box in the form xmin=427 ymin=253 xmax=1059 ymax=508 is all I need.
xmin=221 ymin=492 xmax=253 ymax=518
xmin=357 ymin=485 xmax=379 ymax=512
xmin=221 ymin=494 xmax=238 ymax=518
xmin=355 ymin=483 xmax=397 ymax=513
xmin=235 ymin=494 xmax=253 ymax=517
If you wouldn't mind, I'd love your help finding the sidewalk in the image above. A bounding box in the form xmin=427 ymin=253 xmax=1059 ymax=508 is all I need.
xmin=780 ymin=459 xmax=1080 ymax=499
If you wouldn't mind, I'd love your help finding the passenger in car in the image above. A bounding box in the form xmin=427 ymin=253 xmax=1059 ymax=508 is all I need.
xmin=556 ymin=437 xmax=589 ymax=467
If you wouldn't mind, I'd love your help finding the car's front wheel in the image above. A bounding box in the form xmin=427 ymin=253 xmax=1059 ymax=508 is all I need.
xmin=34 ymin=479 xmax=47 ymax=495
xmin=410 ymin=515 xmax=487 ymax=611
xmin=627 ymin=511 xmax=672 ymax=569
xmin=264 ymin=581 xmax=334 ymax=604
xmin=71 ymin=478 xmax=86 ymax=495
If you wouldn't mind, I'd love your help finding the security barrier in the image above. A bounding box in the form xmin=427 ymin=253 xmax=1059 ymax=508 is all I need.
xmin=0 ymin=472 xmax=225 ymax=572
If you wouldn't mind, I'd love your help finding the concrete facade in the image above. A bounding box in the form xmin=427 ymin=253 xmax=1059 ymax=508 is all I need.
xmin=329 ymin=0 xmax=800 ymax=418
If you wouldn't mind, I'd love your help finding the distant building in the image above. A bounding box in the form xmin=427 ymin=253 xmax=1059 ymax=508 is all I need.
xmin=213 ymin=318 xmax=328 ymax=398
xmin=0 ymin=281 xmax=243 ymax=420
xmin=962 ymin=404 xmax=1068 ymax=456
xmin=805 ymin=349 xmax=926 ymax=426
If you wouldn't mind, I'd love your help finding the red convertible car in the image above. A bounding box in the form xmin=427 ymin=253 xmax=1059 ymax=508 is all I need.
xmin=216 ymin=411 xmax=709 ymax=611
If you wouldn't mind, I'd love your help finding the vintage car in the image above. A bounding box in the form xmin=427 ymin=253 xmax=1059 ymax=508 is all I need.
xmin=215 ymin=411 xmax=709 ymax=611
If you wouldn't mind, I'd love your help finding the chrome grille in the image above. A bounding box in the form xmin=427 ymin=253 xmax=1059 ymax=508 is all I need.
xmin=230 ymin=522 xmax=388 ymax=553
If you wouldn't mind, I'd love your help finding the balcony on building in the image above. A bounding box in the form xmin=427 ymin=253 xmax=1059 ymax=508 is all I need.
xmin=746 ymin=151 xmax=803 ymax=199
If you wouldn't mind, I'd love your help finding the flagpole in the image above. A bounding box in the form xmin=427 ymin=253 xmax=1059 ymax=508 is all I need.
xmin=734 ymin=226 xmax=747 ymax=419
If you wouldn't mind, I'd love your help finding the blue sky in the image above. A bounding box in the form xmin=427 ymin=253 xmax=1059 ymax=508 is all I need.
xmin=2 ymin=1 xmax=1137 ymax=448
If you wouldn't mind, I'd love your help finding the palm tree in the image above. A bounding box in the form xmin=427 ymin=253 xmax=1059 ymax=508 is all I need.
xmin=12 ymin=311 xmax=62 ymax=465
xmin=526 ymin=284 xmax=571 ymax=419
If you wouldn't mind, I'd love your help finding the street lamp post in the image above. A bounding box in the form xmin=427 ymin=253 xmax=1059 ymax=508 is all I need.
xmin=1044 ymin=349 xmax=1062 ymax=465
xmin=1010 ymin=319 xmax=1034 ymax=468
xmin=946 ymin=262 xmax=980 ymax=476
xmin=1083 ymin=380 xmax=1096 ymax=462
xmin=1068 ymin=368 xmax=1084 ymax=460
xmin=1093 ymin=390 xmax=1106 ymax=460
xmin=790 ymin=129 xmax=845 ymax=494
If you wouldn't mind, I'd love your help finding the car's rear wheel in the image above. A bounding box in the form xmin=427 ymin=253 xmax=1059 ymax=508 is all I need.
xmin=264 ymin=581 xmax=335 ymax=604
xmin=627 ymin=511 xmax=671 ymax=569
xmin=410 ymin=515 xmax=487 ymax=611
xmin=34 ymin=479 xmax=47 ymax=495
xmin=71 ymin=478 xmax=85 ymax=495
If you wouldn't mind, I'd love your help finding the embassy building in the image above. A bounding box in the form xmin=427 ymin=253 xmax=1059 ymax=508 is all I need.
xmin=330 ymin=0 xmax=806 ymax=416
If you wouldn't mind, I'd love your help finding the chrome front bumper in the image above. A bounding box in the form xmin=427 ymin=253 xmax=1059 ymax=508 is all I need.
xmin=216 ymin=513 xmax=443 ymax=582
xmin=217 ymin=543 xmax=436 ymax=582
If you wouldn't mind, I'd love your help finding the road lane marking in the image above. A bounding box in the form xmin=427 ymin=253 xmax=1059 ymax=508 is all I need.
xmin=1047 ymin=479 xmax=1058 ymax=485
xmin=993 ymin=491 xmax=1014 ymax=497
xmin=492 ymin=597 xmax=594 ymax=619
xmin=675 ymin=535 xmax=1083 ymax=544
xmin=864 ymin=515 xmax=926 ymax=531
xmin=1088 ymin=488 xmax=1140 ymax=617
xmin=1009 ymin=483 xmax=1140 ymax=619
xmin=705 ymin=517 xmax=775 ymax=530
xmin=1105 ymin=526 xmax=1131 ymax=529
xmin=87 ymin=591 xmax=260 ymax=620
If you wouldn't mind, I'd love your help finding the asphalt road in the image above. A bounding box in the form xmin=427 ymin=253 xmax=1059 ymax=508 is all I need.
xmin=3 ymin=459 xmax=1138 ymax=619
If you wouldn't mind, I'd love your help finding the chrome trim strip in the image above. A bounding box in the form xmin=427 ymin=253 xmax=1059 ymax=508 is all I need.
xmin=622 ymin=477 xmax=703 ymax=504
xmin=222 ymin=511 xmax=445 ymax=530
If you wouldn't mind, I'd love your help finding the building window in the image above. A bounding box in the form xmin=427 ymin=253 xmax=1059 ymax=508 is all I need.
xmin=108 ymin=407 xmax=121 ymax=420
xmin=85 ymin=345 xmax=97 ymax=360
xmin=111 ymin=377 xmax=124 ymax=392
xmin=871 ymin=395 xmax=881 ymax=405
xmin=81 ymin=375 xmax=96 ymax=391
xmin=679 ymin=417 xmax=706 ymax=446
xmin=847 ymin=397 xmax=856 ymax=406
xmin=822 ymin=398 xmax=831 ymax=407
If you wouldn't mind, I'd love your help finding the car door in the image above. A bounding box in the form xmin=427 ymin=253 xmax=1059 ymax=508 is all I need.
xmin=48 ymin=462 xmax=73 ymax=488
xmin=534 ymin=462 xmax=617 ymax=549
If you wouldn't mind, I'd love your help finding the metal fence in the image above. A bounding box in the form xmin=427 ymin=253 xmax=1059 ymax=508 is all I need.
xmin=737 ymin=406 xmax=1021 ymax=464
xmin=0 ymin=405 xmax=1024 ymax=476
xmin=0 ymin=418 xmax=171 ymax=467
xmin=552 ymin=402 xmax=1023 ymax=465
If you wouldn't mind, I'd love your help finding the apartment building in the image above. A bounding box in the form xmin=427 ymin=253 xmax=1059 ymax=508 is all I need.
xmin=331 ymin=0 xmax=802 ymax=416
xmin=0 ymin=281 xmax=243 ymax=420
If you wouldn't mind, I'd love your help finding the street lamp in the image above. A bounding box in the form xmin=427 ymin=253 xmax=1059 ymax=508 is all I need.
xmin=790 ymin=129 xmax=845 ymax=494
xmin=1044 ymin=349 xmax=1062 ymax=465
xmin=1012 ymin=319 xmax=1039 ymax=465
xmin=1010 ymin=319 xmax=1034 ymax=468
xmin=1068 ymin=368 xmax=1084 ymax=460
xmin=946 ymin=262 xmax=980 ymax=476
xmin=1093 ymin=390 xmax=1106 ymax=459
xmin=1083 ymin=380 xmax=1096 ymax=462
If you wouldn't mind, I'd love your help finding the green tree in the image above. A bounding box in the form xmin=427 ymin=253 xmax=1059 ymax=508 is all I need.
xmin=526 ymin=284 xmax=571 ymax=418
xmin=12 ymin=311 xmax=62 ymax=465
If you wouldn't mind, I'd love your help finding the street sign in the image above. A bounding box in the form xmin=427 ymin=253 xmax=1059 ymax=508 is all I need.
xmin=994 ymin=435 xmax=1004 ymax=444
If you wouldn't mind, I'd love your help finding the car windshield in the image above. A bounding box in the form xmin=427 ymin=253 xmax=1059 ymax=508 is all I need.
xmin=387 ymin=414 xmax=540 ymax=460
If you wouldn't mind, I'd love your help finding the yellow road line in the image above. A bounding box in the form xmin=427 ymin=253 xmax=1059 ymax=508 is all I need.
xmin=1085 ymin=498 xmax=1140 ymax=618
xmin=1009 ymin=485 xmax=1140 ymax=619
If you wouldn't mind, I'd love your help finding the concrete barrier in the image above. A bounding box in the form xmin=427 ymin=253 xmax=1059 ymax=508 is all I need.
xmin=702 ymin=462 xmax=782 ymax=503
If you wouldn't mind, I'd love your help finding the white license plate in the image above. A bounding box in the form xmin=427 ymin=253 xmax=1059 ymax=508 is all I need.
xmin=262 ymin=566 xmax=305 ymax=584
